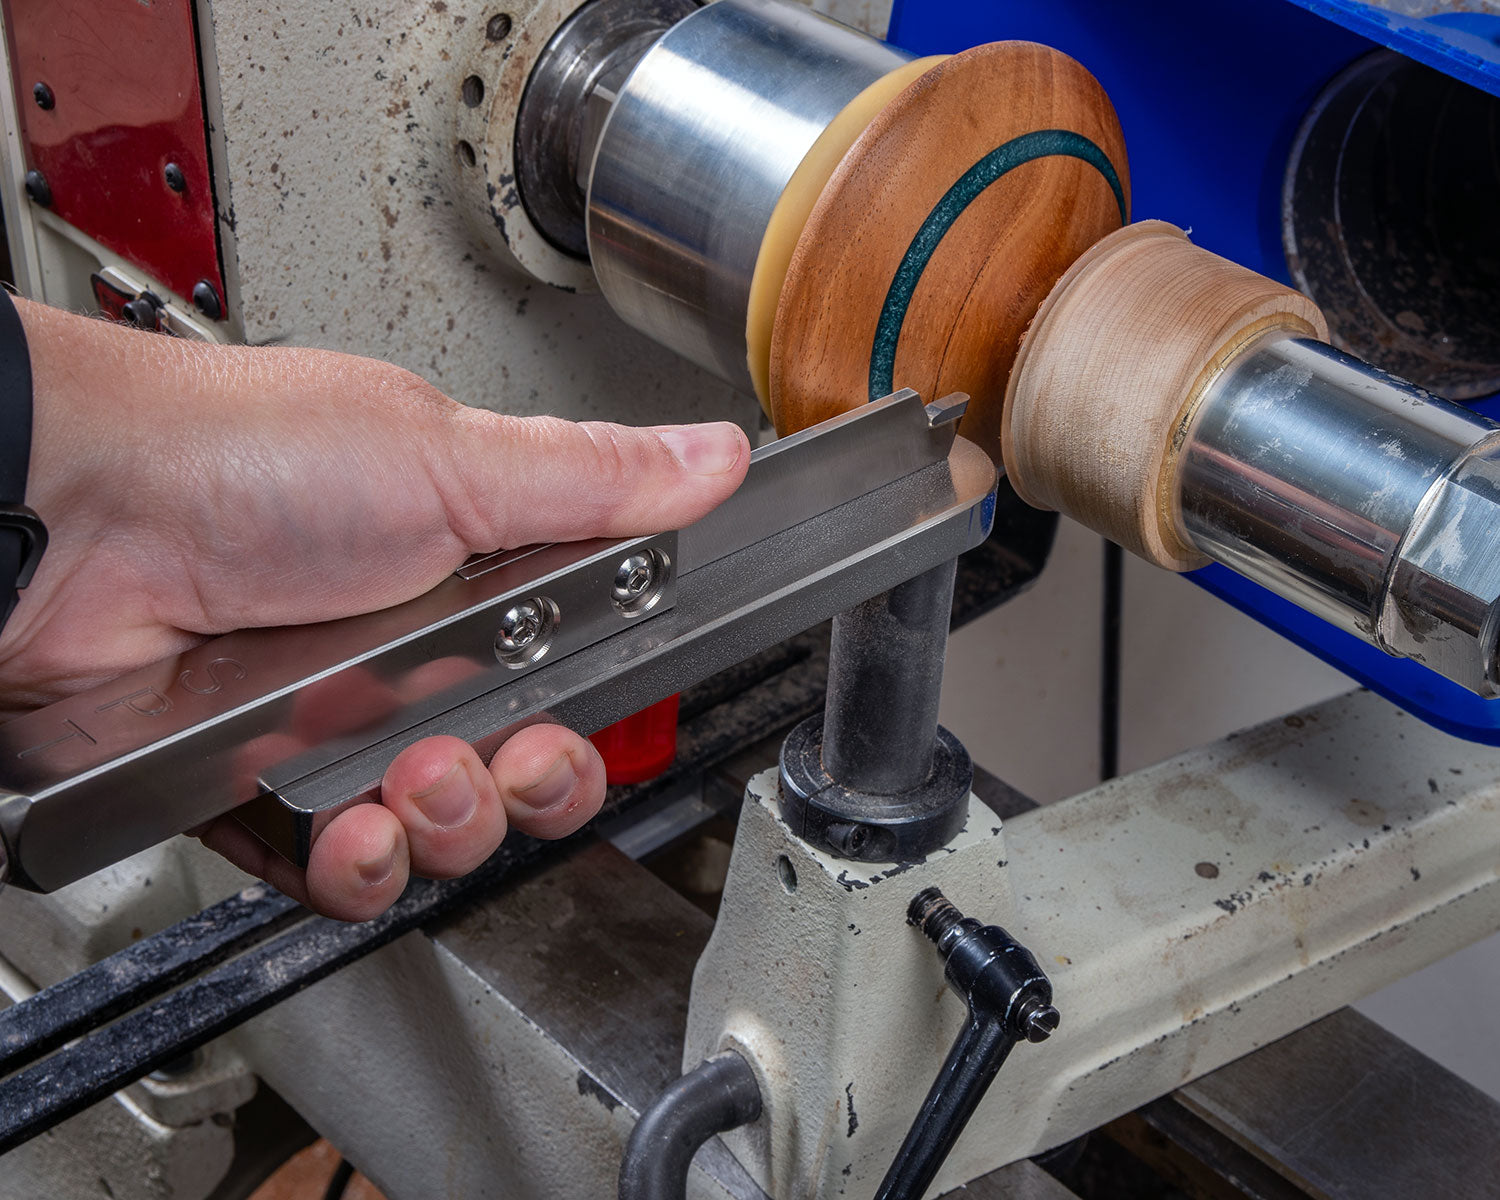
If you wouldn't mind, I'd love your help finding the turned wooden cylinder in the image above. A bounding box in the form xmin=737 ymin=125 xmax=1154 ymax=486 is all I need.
xmin=1001 ymin=221 xmax=1329 ymax=569
xmin=769 ymin=42 xmax=1131 ymax=466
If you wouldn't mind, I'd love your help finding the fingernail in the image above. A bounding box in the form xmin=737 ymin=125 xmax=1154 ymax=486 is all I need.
xmin=657 ymin=424 xmax=743 ymax=476
xmin=513 ymin=753 xmax=578 ymax=811
xmin=410 ymin=762 xmax=477 ymax=830
xmin=356 ymin=842 xmax=397 ymax=887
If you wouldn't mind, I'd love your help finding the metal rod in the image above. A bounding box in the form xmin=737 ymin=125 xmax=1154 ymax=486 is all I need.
xmin=616 ymin=1052 xmax=762 ymax=1200
xmin=875 ymin=1015 xmax=1016 ymax=1200
xmin=1179 ymin=334 xmax=1500 ymax=696
xmin=822 ymin=558 xmax=958 ymax=795
xmin=1100 ymin=540 xmax=1122 ymax=781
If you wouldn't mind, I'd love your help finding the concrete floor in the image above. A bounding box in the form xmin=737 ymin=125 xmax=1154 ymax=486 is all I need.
xmin=939 ymin=518 xmax=1500 ymax=1101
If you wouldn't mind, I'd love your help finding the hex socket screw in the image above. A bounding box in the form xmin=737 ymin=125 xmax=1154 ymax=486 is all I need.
xmin=613 ymin=554 xmax=657 ymax=603
xmin=498 ymin=601 xmax=544 ymax=652
xmin=611 ymin=549 xmax=667 ymax=615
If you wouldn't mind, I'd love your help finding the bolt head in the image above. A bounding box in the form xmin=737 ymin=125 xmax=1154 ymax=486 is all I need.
xmin=23 ymin=169 xmax=50 ymax=207
xmin=1021 ymin=1002 xmax=1060 ymax=1044
xmin=122 ymin=295 xmax=162 ymax=330
xmin=498 ymin=601 xmax=543 ymax=652
xmin=612 ymin=553 xmax=657 ymax=604
xmin=192 ymin=280 xmax=223 ymax=321
xmin=163 ymin=162 xmax=187 ymax=192
xmin=31 ymin=82 xmax=53 ymax=110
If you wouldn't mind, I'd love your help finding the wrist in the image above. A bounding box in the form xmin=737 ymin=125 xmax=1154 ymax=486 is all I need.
xmin=0 ymin=291 xmax=44 ymax=634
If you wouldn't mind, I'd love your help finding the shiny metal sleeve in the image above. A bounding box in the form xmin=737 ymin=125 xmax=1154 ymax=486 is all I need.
xmin=587 ymin=0 xmax=911 ymax=390
xmin=1179 ymin=335 xmax=1500 ymax=696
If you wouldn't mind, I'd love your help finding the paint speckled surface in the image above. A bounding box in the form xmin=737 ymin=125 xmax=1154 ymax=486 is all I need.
xmin=197 ymin=0 xmax=759 ymax=432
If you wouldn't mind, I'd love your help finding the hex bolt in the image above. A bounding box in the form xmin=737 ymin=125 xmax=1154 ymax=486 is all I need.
xmin=163 ymin=162 xmax=187 ymax=193
xmin=23 ymin=170 xmax=50 ymax=207
xmin=31 ymin=82 xmax=53 ymax=110
xmin=192 ymin=280 xmax=223 ymax=321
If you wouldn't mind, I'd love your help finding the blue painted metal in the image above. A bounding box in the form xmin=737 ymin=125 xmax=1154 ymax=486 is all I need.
xmin=887 ymin=0 xmax=1500 ymax=741
xmin=1283 ymin=3 xmax=1500 ymax=98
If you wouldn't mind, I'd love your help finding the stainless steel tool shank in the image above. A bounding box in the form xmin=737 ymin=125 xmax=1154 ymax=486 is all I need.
xmin=0 ymin=391 xmax=996 ymax=891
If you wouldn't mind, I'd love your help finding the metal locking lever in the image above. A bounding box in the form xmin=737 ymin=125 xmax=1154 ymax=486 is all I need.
xmin=0 ymin=391 xmax=997 ymax=891
xmin=876 ymin=888 xmax=1060 ymax=1200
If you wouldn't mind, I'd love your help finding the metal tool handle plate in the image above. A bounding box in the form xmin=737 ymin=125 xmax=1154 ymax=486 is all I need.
xmin=0 ymin=391 xmax=994 ymax=890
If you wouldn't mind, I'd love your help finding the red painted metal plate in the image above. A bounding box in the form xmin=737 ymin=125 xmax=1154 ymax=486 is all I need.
xmin=2 ymin=0 xmax=226 ymax=309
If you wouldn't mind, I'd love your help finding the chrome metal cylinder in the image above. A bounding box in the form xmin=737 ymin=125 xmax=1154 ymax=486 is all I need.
xmin=515 ymin=0 xmax=695 ymax=261
xmin=1180 ymin=334 xmax=1500 ymax=696
xmin=587 ymin=0 xmax=912 ymax=392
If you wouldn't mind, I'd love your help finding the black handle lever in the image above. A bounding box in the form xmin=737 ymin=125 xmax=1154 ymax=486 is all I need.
xmin=874 ymin=888 xmax=1059 ymax=1200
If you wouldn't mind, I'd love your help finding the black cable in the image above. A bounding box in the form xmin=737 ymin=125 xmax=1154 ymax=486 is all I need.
xmin=0 ymin=885 xmax=301 ymax=1076
xmin=0 ymin=843 xmax=545 ymax=1155
xmin=618 ymin=1052 xmax=761 ymax=1200
xmin=322 ymin=1157 xmax=355 ymax=1200
xmin=1101 ymin=540 xmax=1123 ymax=780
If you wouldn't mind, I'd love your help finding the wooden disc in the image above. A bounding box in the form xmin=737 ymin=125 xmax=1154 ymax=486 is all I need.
xmin=745 ymin=55 xmax=949 ymax=415
xmin=768 ymin=42 xmax=1131 ymax=464
xmin=1001 ymin=221 xmax=1329 ymax=569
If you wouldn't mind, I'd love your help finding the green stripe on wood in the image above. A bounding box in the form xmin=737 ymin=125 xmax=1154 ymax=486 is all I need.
xmin=868 ymin=129 xmax=1127 ymax=400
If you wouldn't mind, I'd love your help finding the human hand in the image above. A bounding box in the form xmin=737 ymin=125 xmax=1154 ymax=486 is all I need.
xmin=1 ymin=298 xmax=749 ymax=919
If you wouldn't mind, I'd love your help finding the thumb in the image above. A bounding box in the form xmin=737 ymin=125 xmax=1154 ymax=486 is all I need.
xmin=440 ymin=411 xmax=751 ymax=549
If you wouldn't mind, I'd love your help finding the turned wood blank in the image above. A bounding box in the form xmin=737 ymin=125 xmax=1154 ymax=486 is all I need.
xmin=1002 ymin=221 xmax=1329 ymax=569
xmin=769 ymin=41 xmax=1131 ymax=466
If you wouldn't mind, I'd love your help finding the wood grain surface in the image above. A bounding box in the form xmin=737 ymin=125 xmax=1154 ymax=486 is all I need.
xmin=745 ymin=55 xmax=947 ymax=414
xmin=768 ymin=41 xmax=1130 ymax=465
xmin=1001 ymin=221 xmax=1329 ymax=569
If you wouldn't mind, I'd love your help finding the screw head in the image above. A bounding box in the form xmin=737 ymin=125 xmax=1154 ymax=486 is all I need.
xmin=826 ymin=821 xmax=871 ymax=857
xmin=32 ymin=82 xmax=54 ymax=110
xmin=192 ymin=280 xmax=223 ymax=320
xmin=23 ymin=169 xmax=50 ymax=207
xmin=485 ymin=12 xmax=513 ymax=41
xmin=613 ymin=554 xmax=657 ymax=603
xmin=497 ymin=601 xmax=543 ymax=653
xmin=163 ymin=162 xmax=187 ymax=192
xmin=1017 ymin=997 xmax=1061 ymax=1044
xmin=122 ymin=294 xmax=162 ymax=330
xmin=494 ymin=596 xmax=556 ymax=666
